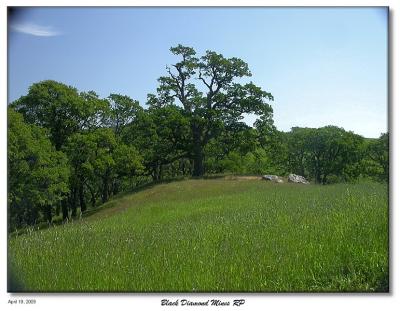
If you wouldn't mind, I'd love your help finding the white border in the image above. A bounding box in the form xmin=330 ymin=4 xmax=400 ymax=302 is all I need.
xmin=1 ymin=1 xmax=397 ymax=311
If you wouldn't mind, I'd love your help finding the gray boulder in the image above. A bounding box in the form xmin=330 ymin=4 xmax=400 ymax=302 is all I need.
xmin=287 ymin=173 xmax=309 ymax=184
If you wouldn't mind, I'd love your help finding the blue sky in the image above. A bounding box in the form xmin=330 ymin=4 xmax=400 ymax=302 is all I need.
xmin=8 ymin=7 xmax=388 ymax=138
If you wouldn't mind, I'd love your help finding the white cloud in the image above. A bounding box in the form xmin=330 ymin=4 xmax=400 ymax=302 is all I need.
xmin=10 ymin=22 xmax=61 ymax=37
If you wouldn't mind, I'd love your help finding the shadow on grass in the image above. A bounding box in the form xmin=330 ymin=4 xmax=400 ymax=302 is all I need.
xmin=9 ymin=175 xmax=209 ymax=236
xmin=8 ymin=174 xmax=255 ymax=236
xmin=8 ymin=265 xmax=25 ymax=292
xmin=376 ymin=272 xmax=389 ymax=292
xmin=82 ymin=175 xmax=191 ymax=217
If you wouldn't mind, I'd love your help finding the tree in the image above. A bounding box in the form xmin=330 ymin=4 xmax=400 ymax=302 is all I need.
xmin=64 ymin=129 xmax=144 ymax=218
xmin=365 ymin=133 xmax=389 ymax=182
xmin=64 ymin=132 xmax=98 ymax=218
xmin=286 ymin=126 xmax=365 ymax=184
xmin=307 ymin=126 xmax=364 ymax=184
xmin=287 ymin=127 xmax=314 ymax=178
xmin=123 ymin=105 xmax=191 ymax=181
xmin=79 ymin=91 xmax=110 ymax=130
xmin=8 ymin=108 xmax=69 ymax=230
xmin=112 ymin=143 xmax=144 ymax=193
xmin=107 ymin=94 xmax=142 ymax=136
xmin=204 ymin=122 xmax=260 ymax=174
xmin=11 ymin=82 xmax=147 ymax=219
xmin=11 ymin=80 xmax=86 ymax=150
xmin=255 ymin=121 xmax=288 ymax=175
xmin=149 ymin=45 xmax=274 ymax=176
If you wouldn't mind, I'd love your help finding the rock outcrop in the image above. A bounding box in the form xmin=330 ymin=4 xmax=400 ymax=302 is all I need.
xmin=287 ymin=173 xmax=309 ymax=184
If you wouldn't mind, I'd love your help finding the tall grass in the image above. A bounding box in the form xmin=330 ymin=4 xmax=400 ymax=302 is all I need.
xmin=8 ymin=180 xmax=388 ymax=292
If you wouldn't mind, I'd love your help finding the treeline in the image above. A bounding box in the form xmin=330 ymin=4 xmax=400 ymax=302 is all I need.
xmin=8 ymin=45 xmax=388 ymax=231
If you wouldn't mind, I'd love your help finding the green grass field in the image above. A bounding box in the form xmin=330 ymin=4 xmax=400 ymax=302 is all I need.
xmin=8 ymin=179 xmax=388 ymax=292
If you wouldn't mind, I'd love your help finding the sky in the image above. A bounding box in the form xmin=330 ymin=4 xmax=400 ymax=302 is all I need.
xmin=7 ymin=7 xmax=388 ymax=138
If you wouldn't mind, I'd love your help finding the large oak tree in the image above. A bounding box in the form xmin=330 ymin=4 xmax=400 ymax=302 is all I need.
xmin=149 ymin=45 xmax=274 ymax=176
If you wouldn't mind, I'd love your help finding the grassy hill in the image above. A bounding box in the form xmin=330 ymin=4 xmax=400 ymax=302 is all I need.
xmin=8 ymin=179 xmax=388 ymax=292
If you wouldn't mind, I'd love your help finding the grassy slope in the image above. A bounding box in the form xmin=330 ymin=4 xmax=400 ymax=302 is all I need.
xmin=8 ymin=180 xmax=388 ymax=292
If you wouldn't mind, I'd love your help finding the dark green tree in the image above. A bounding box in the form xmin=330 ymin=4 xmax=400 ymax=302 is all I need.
xmin=287 ymin=126 xmax=365 ymax=184
xmin=149 ymin=45 xmax=274 ymax=176
xmin=64 ymin=129 xmax=143 ymax=217
xmin=112 ymin=143 xmax=144 ymax=193
xmin=124 ymin=105 xmax=190 ymax=181
xmin=8 ymin=108 xmax=69 ymax=229
xmin=204 ymin=123 xmax=259 ymax=174
xmin=107 ymin=94 xmax=142 ymax=136
xmin=64 ymin=132 xmax=98 ymax=218
xmin=255 ymin=121 xmax=288 ymax=175
xmin=79 ymin=91 xmax=110 ymax=130
xmin=307 ymin=126 xmax=364 ymax=183
xmin=365 ymin=133 xmax=389 ymax=182
xmin=11 ymin=80 xmax=85 ymax=150
xmin=287 ymin=127 xmax=314 ymax=177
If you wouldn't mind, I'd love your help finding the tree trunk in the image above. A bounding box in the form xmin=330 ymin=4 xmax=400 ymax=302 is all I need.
xmin=314 ymin=155 xmax=321 ymax=184
xmin=151 ymin=169 xmax=156 ymax=182
xmin=158 ymin=164 xmax=163 ymax=181
xmin=151 ymin=167 xmax=156 ymax=182
xmin=44 ymin=205 xmax=52 ymax=224
xmin=315 ymin=169 xmax=321 ymax=184
xmin=55 ymin=202 xmax=60 ymax=217
xmin=102 ymin=176 xmax=109 ymax=203
xmin=300 ymin=155 xmax=305 ymax=177
xmin=193 ymin=150 xmax=203 ymax=177
xmin=79 ymin=183 xmax=86 ymax=212
xmin=192 ymin=125 xmax=204 ymax=177
xmin=322 ymin=174 xmax=327 ymax=185
xmin=71 ymin=187 xmax=78 ymax=218
xmin=88 ymin=186 xmax=96 ymax=207
xmin=180 ymin=159 xmax=185 ymax=176
xmin=61 ymin=199 xmax=69 ymax=220
xmin=112 ymin=180 xmax=119 ymax=195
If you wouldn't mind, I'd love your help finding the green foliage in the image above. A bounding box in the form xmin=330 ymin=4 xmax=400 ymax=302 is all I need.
xmin=113 ymin=143 xmax=144 ymax=178
xmin=112 ymin=142 xmax=144 ymax=193
xmin=64 ymin=128 xmax=144 ymax=215
xmin=9 ymin=180 xmax=388 ymax=292
xmin=204 ymin=121 xmax=288 ymax=176
xmin=256 ymin=125 xmax=288 ymax=175
xmin=287 ymin=127 xmax=311 ymax=177
xmin=150 ymin=45 xmax=274 ymax=176
xmin=287 ymin=126 xmax=366 ymax=184
xmin=11 ymin=80 xmax=86 ymax=150
xmin=220 ymin=151 xmax=247 ymax=174
xmin=9 ymin=81 xmax=146 ymax=227
xmin=123 ymin=105 xmax=190 ymax=180
xmin=364 ymin=133 xmax=388 ymax=182
xmin=79 ymin=91 xmax=110 ymax=130
xmin=107 ymin=94 xmax=142 ymax=136
xmin=8 ymin=108 xmax=69 ymax=230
